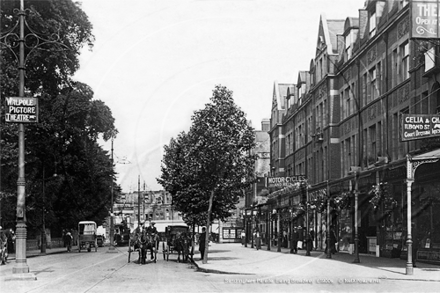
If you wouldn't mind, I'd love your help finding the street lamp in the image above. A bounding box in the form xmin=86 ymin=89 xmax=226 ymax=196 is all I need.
xmin=305 ymin=183 xmax=311 ymax=256
xmin=353 ymin=171 xmax=360 ymax=263
xmin=0 ymin=0 xmax=68 ymax=276
xmin=108 ymin=137 xmax=117 ymax=253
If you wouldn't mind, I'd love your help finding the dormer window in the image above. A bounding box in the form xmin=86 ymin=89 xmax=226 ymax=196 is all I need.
xmin=369 ymin=12 xmax=376 ymax=37
xmin=345 ymin=30 xmax=352 ymax=59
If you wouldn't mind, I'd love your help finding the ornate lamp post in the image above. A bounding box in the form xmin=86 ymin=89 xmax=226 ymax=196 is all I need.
xmin=1 ymin=0 xmax=68 ymax=276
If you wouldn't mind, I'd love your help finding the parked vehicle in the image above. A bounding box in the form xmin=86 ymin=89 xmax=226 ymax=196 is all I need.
xmin=78 ymin=221 xmax=98 ymax=252
xmin=96 ymin=235 xmax=105 ymax=247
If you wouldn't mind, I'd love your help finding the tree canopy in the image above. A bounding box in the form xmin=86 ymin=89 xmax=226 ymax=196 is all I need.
xmin=1 ymin=0 xmax=117 ymax=235
xmin=158 ymin=85 xmax=257 ymax=261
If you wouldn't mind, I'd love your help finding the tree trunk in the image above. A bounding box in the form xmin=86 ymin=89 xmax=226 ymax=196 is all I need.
xmin=203 ymin=190 xmax=214 ymax=264
xmin=191 ymin=223 xmax=195 ymax=262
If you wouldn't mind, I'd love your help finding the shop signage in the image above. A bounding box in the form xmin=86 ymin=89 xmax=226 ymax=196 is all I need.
xmin=411 ymin=0 xmax=440 ymax=39
xmin=401 ymin=114 xmax=440 ymax=141
xmin=5 ymin=97 xmax=39 ymax=123
xmin=266 ymin=175 xmax=306 ymax=188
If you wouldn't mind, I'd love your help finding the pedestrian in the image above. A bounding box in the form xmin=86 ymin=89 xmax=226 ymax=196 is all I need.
xmin=64 ymin=231 xmax=73 ymax=252
xmin=7 ymin=229 xmax=15 ymax=254
xmin=309 ymin=228 xmax=315 ymax=250
xmin=199 ymin=227 xmax=206 ymax=261
xmin=291 ymin=227 xmax=299 ymax=254
xmin=241 ymin=230 xmax=245 ymax=246
xmin=254 ymin=229 xmax=261 ymax=250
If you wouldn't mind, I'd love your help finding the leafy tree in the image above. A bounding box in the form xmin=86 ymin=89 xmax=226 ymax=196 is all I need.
xmin=1 ymin=1 xmax=116 ymax=236
xmin=158 ymin=85 xmax=257 ymax=263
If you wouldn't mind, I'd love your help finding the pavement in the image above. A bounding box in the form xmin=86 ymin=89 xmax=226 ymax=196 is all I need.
xmin=192 ymin=242 xmax=440 ymax=282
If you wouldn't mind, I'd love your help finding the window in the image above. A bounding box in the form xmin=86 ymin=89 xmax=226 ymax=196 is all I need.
xmin=369 ymin=125 xmax=376 ymax=165
xmin=392 ymin=49 xmax=398 ymax=87
xmin=369 ymin=12 xmax=376 ymax=37
xmin=345 ymin=31 xmax=352 ymax=60
xmin=369 ymin=67 xmax=378 ymax=103
xmin=401 ymin=42 xmax=410 ymax=81
xmin=362 ymin=73 xmax=368 ymax=106
xmin=425 ymin=47 xmax=435 ymax=72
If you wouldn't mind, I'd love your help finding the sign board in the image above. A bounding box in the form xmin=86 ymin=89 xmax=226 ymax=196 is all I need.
xmin=266 ymin=175 xmax=306 ymax=188
xmin=411 ymin=0 xmax=440 ymax=39
xmin=5 ymin=97 xmax=39 ymax=123
xmin=401 ymin=114 xmax=440 ymax=141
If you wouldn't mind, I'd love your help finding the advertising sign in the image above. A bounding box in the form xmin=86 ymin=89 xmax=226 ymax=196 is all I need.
xmin=401 ymin=114 xmax=440 ymax=141
xmin=266 ymin=175 xmax=306 ymax=188
xmin=5 ymin=97 xmax=39 ymax=123
xmin=411 ymin=0 xmax=440 ymax=39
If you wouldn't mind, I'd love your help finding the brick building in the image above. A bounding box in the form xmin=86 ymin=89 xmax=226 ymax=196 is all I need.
xmin=261 ymin=0 xmax=440 ymax=264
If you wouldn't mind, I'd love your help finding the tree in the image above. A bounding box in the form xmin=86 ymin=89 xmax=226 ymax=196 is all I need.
xmin=1 ymin=1 xmax=116 ymax=235
xmin=158 ymin=85 xmax=257 ymax=263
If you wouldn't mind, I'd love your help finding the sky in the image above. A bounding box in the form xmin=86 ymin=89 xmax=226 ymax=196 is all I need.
xmin=73 ymin=0 xmax=365 ymax=193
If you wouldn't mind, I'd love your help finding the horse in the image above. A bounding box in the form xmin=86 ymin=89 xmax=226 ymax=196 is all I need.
xmin=173 ymin=232 xmax=191 ymax=263
xmin=138 ymin=231 xmax=158 ymax=264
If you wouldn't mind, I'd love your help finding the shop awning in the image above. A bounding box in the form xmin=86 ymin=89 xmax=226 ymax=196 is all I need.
xmin=411 ymin=148 xmax=440 ymax=161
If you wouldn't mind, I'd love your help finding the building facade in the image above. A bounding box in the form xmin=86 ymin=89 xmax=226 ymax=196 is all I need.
xmin=261 ymin=0 xmax=440 ymax=264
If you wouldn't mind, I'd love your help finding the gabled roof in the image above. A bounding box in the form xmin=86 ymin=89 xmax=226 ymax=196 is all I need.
xmin=272 ymin=81 xmax=294 ymax=111
xmin=317 ymin=14 xmax=345 ymax=56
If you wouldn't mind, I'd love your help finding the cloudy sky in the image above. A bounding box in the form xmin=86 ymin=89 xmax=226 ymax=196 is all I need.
xmin=73 ymin=0 xmax=365 ymax=192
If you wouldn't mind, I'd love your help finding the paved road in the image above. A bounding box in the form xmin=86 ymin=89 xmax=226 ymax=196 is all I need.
xmin=1 ymin=244 xmax=439 ymax=293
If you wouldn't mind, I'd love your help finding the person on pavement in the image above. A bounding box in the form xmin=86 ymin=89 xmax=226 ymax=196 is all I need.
xmin=199 ymin=227 xmax=206 ymax=260
xmin=254 ymin=228 xmax=261 ymax=250
xmin=65 ymin=231 xmax=73 ymax=252
xmin=241 ymin=230 xmax=245 ymax=246
xmin=291 ymin=227 xmax=299 ymax=254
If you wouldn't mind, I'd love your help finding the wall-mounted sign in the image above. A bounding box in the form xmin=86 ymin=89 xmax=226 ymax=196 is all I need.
xmin=411 ymin=0 xmax=440 ymax=39
xmin=266 ymin=175 xmax=306 ymax=188
xmin=5 ymin=97 xmax=39 ymax=123
xmin=401 ymin=114 xmax=440 ymax=141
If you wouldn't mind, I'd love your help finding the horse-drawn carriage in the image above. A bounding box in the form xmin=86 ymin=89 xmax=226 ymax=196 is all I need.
xmin=128 ymin=227 xmax=159 ymax=264
xmin=162 ymin=225 xmax=192 ymax=262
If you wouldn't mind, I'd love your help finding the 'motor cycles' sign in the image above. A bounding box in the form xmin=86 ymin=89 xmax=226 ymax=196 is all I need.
xmin=267 ymin=175 xmax=306 ymax=188
xmin=5 ymin=97 xmax=39 ymax=123
xmin=401 ymin=114 xmax=440 ymax=141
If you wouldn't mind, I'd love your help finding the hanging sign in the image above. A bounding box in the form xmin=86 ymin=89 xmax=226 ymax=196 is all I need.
xmin=401 ymin=114 xmax=440 ymax=141
xmin=266 ymin=175 xmax=306 ymax=188
xmin=5 ymin=97 xmax=39 ymax=123
xmin=411 ymin=0 xmax=440 ymax=39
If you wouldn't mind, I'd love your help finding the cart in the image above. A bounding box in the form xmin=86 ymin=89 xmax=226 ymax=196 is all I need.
xmin=162 ymin=225 xmax=191 ymax=262
xmin=78 ymin=221 xmax=98 ymax=252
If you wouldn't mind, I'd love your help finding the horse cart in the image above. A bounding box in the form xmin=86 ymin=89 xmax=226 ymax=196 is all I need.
xmin=78 ymin=221 xmax=98 ymax=252
xmin=128 ymin=228 xmax=158 ymax=264
xmin=162 ymin=225 xmax=192 ymax=262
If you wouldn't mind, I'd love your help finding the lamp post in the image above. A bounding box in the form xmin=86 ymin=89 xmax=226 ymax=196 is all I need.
xmin=41 ymin=167 xmax=46 ymax=254
xmin=353 ymin=171 xmax=360 ymax=263
xmin=305 ymin=183 xmax=311 ymax=256
xmin=1 ymin=0 xmax=69 ymax=276
xmin=326 ymin=181 xmax=332 ymax=259
xmin=244 ymin=210 xmax=248 ymax=247
xmin=108 ymin=137 xmax=116 ymax=252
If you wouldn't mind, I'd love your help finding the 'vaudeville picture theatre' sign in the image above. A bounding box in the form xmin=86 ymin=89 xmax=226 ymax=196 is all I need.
xmin=411 ymin=0 xmax=440 ymax=39
xmin=401 ymin=114 xmax=440 ymax=141
xmin=5 ymin=97 xmax=39 ymax=123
